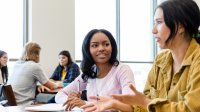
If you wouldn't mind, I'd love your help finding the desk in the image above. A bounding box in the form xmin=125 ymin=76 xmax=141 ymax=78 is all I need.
xmin=6 ymin=106 xmax=27 ymax=112
xmin=5 ymin=104 xmax=82 ymax=112
xmin=5 ymin=106 xmax=63 ymax=112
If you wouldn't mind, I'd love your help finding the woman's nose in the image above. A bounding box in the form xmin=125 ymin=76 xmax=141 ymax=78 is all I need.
xmin=98 ymin=45 xmax=105 ymax=51
xmin=152 ymin=25 xmax=157 ymax=34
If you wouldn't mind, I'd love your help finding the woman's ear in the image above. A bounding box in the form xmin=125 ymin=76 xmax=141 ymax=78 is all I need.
xmin=178 ymin=24 xmax=185 ymax=35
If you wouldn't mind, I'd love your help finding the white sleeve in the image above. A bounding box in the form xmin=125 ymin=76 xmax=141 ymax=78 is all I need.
xmin=55 ymin=75 xmax=87 ymax=104
xmin=118 ymin=64 xmax=135 ymax=94
xmin=55 ymin=90 xmax=69 ymax=104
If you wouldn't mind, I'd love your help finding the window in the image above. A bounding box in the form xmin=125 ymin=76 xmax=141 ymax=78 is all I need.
xmin=75 ymin=0 xmax=156 ymax=91
xmin=120 ymin=0 xmax=153 ymax=62
xmin=0 ymin=0 xmax=25 ymax=73
xmin=120 ymin=1 xmax=154 ymax=91
xmin=75 ymin=0 xmax=116 ymax=60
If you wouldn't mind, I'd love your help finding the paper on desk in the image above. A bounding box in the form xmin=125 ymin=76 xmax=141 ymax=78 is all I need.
xmin=25 ymin=103 xmax=83 ymax=111
xmin=0 ymin=105 xmax=8 ymax=112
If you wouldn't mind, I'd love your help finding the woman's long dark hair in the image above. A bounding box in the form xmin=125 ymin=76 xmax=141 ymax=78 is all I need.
xmin=0 ymin=50 xmax=8 ymax=83
xmin=81 ymin=29 xmax=119 ymax=81
xmin=58 ymin=50 xmax=73 ymax=69
xmin=157 ymin=0 xmax=200 ymax=44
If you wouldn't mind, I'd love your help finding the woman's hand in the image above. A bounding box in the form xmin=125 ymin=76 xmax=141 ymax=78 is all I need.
xmin=68 ymin=91 xmax=81 ymax=98
xmin=81 ymin=96 xmax=119 ymax=112
xmin=112 ymin=84 xmax=150 ymax=108
xmin=37 ymin=85 xmax=50 ymax=93
xmin=81 ymin=96 xmax=134 ymax=112
xmin=64 ymin=97 xmax=86 ymax=111
xmin=63 ymin=91 xmax=85 ymax=111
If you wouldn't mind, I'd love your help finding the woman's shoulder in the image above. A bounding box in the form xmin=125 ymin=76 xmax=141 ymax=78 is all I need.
xmin=154 ymin=49 xmax=171 ymax=63
xmin=70 ymin=62 xmax=80 ymax=68
xmin=112 ymin=63 xmax=132 ymax=74
xmin=115 ymin=63 xmax=130 ymax=69
xmin=156 ymin=49 xmax=171 ymax=58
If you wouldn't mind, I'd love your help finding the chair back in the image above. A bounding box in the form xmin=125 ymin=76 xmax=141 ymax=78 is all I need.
xmin=3 ymin=85 xmax=17 ymax=106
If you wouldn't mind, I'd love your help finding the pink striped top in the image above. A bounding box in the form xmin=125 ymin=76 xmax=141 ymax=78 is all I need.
xmin=55 ymin=63 xmax=135 ymax=104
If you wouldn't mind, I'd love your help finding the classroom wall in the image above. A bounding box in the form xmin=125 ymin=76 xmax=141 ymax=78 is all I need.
xmin=28 ymin=0 xmax=75 ymax=76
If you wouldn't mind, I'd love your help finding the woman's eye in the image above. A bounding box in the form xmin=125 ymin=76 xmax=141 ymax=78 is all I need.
xmin=104 ymin=43 xmax=110 ymax=47
xmin=157 ymin=20 xmax=162 ymax=24
xmin=91 ymin=44 xmax=98 ymax=48
xmin=154 ymin=20 xmax=162 ymax=25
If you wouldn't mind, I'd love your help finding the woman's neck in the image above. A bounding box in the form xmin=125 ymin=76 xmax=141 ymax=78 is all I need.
xmin=96 ymin=63 xmax=113 ymax=78
xmin=63 ymin=66 xmax=67 ymax=70
xmin=170 ymin=36 xmax=191 ymax=74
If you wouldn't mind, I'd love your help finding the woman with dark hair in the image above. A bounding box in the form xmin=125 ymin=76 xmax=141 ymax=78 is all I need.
xmin=47 ymin=50 xmax=80 ymax=103
xmin=50 ymin=50 xmax=80 ymax=83
xmin=81 ymin=0 xmax=200 ymax=112
xmin=55 ymin=29 xmax=135 ymax=111
xmin=0 ymin=50 xmax=8 ymax=84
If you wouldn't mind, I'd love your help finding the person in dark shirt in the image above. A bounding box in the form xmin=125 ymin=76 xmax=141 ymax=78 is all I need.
xmin=48 ymin=50 xmax=80 ymax=103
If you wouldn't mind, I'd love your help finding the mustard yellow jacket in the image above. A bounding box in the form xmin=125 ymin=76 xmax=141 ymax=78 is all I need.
xmin=134 ymin=39 xmax=200 ymax=112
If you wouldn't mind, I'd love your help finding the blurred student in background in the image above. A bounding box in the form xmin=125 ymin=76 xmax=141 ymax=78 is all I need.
xmin=47 ymin=50 xmax=80 ymax=103
xmin=50 ymin=50 xmax=80 ymax=85
xmin=7 ymin=42 xmax=63 ymax=106
xmin=0 ymin=50 xmax=8 ymax=84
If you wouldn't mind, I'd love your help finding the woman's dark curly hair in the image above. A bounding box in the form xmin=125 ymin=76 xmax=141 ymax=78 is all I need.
xmin=81 ymin=29 xmax=119 ymax=81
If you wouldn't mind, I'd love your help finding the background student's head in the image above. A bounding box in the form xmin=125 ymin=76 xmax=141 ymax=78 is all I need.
xmin=58 ymin=50 xmax=73 ymax=67
xmin=0 ymin=50 xmax=8 ymax=82
xmin=20 ymin=42 xmax=41 ymax=63
xmin=81 ymin=29 xmax=119 ymax=80
xmin=0 ymin=50 xmax=8 ymax=68
xmin=153 ymin=0 xmax=200 ymax=49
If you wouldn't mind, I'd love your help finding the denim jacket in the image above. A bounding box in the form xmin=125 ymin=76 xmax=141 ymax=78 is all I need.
xmin=50 ymin=62 xmax=80 ymax=83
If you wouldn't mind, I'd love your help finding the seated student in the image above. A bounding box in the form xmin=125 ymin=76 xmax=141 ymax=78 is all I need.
xmin=50 ymin=50 xmax=80 ymax=84
xmin=55 ymin=29 xmax=135 ymax=111
xmin=81 ymin=0 xmax=200 ymax=112
xmin=7 ymin=42 xmax=63 ymax=106
xmin=47 ymin=50 xmax=80 ymax=103
xmin=0 ymin=50 xmax=8 ymax=102
xmin=0 ymin=50 xmax=8 ymax=84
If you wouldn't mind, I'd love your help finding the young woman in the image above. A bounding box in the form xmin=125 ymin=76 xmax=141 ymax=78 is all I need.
xmin=7 ymin=42 xmax=63 ymax=106
xmin=0 ymin=50 xmax=8 ymax=84
xmin=50 ymin=50 xmax=80 ymax=83
xmin=81 ymin=0 xmax=200 ymax=111
xmin=47 ymin=50 xmax=80 ymax=103
xmin=55 ymin=29 xmax=135 ymax=111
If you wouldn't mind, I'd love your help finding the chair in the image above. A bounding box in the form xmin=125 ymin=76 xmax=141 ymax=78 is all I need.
xmin=2 ymin=85 xmax=17 ymax=106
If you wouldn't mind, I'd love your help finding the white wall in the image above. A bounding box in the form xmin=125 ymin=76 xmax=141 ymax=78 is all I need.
xmin=28 ymin=0 xmax=75 ymax=76
xmin=195 ymin=0 xmax=200 ymax=8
